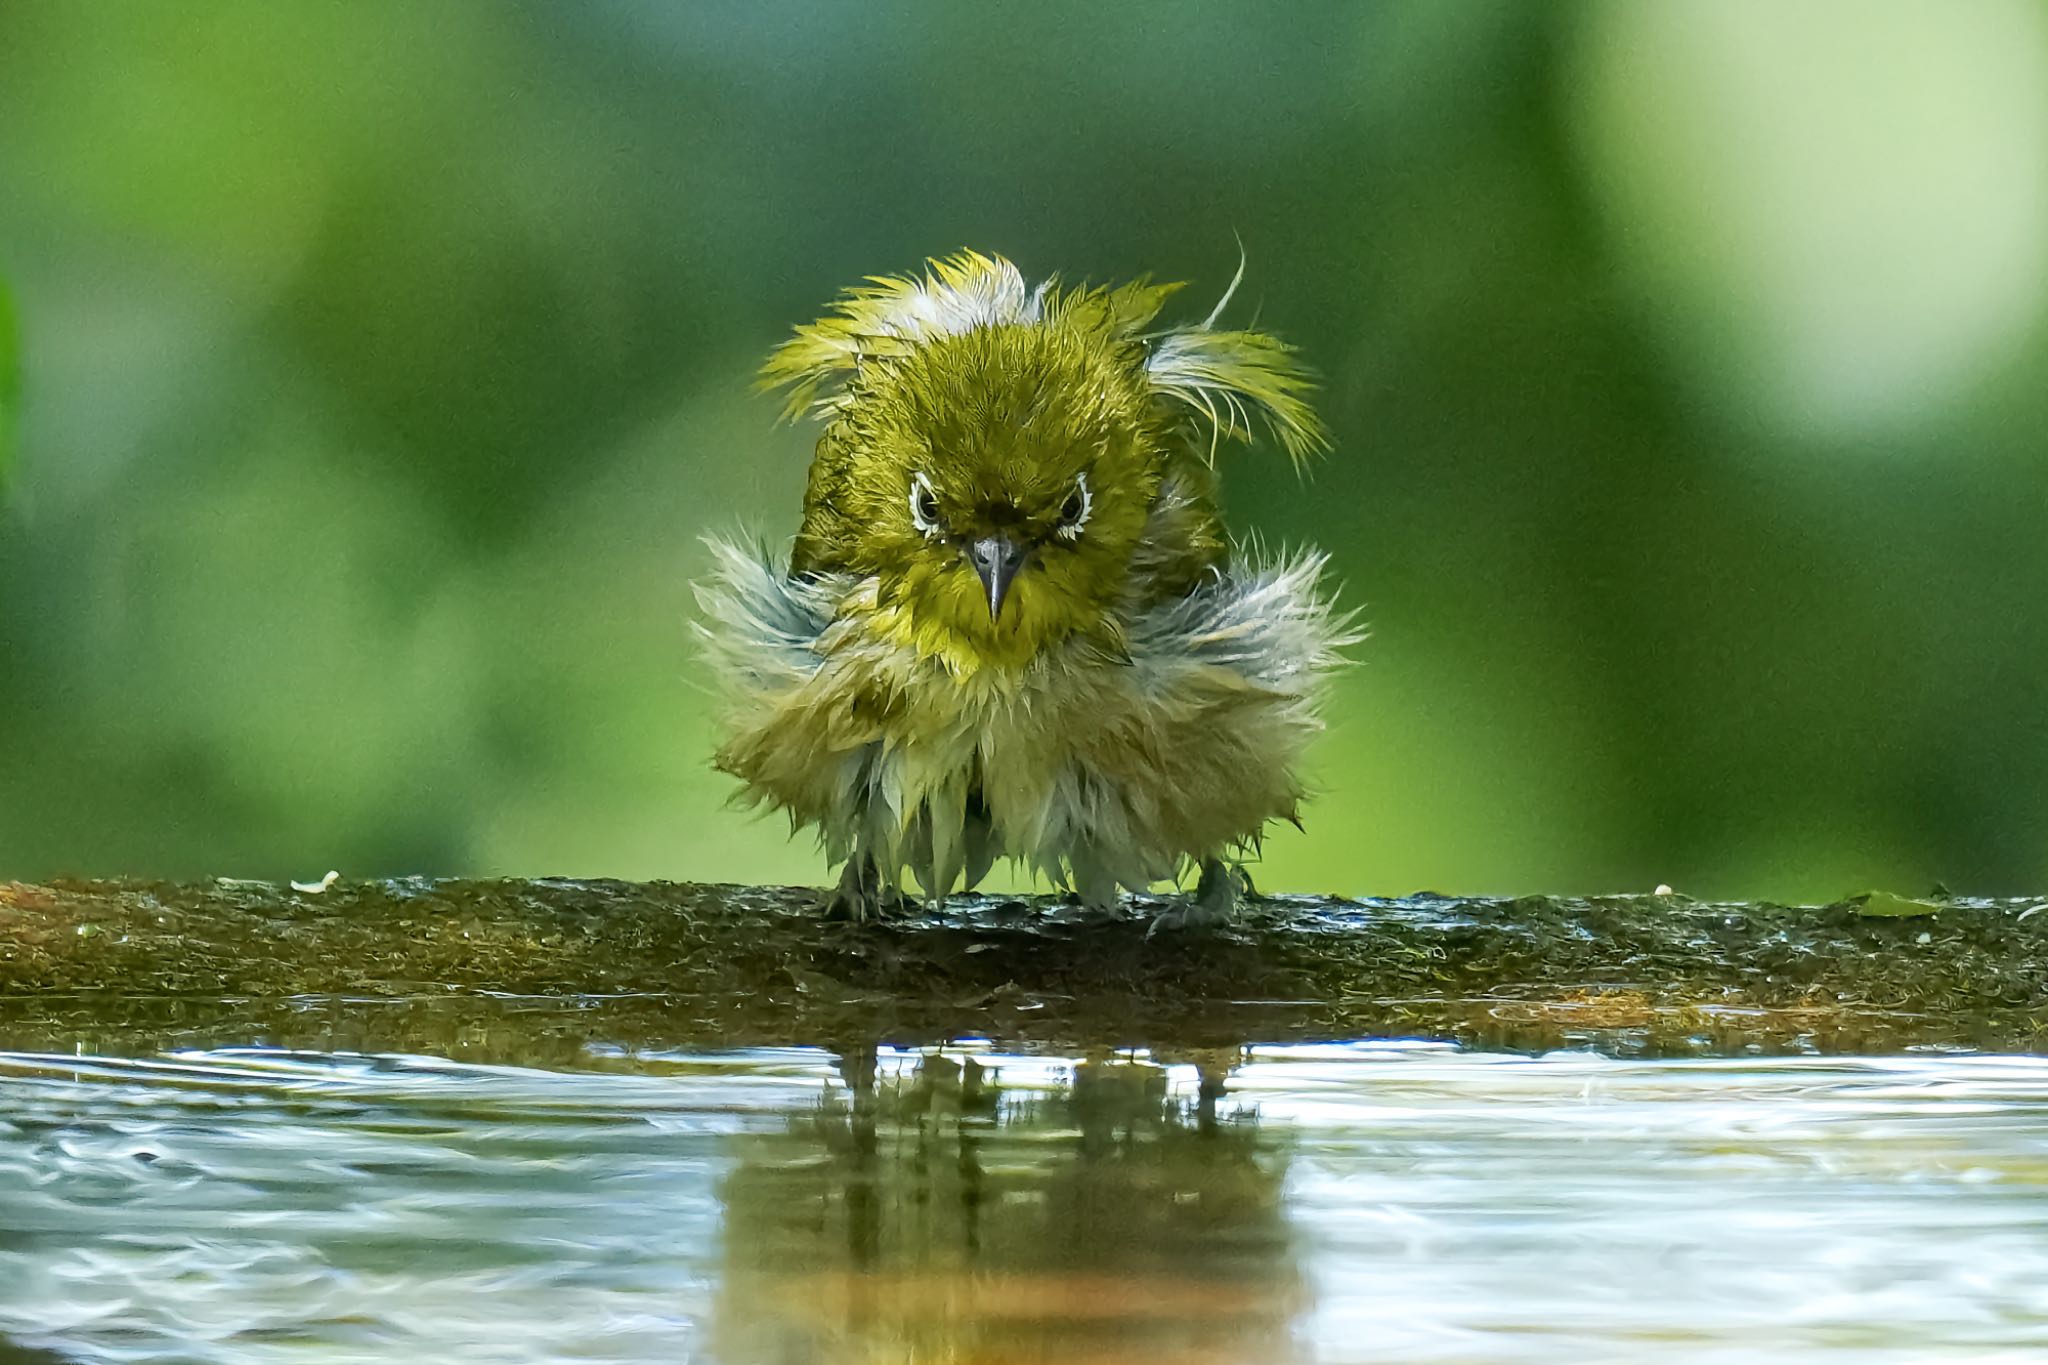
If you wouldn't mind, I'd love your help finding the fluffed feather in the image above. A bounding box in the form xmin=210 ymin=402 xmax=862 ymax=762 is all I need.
xmin=760 ymin=249 xmax=1328 ymax=466
xmin=694 ymin=535 xmax=1357 ymax=900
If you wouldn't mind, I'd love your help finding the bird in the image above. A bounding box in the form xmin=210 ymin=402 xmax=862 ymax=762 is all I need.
xmin=695 ymin=250 xmax=1353 ymax=926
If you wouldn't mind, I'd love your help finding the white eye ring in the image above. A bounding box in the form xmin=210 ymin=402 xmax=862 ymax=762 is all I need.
xmin=908 ymin=471 xmax=943 ymax=540
xmin=1054 ymin=472 xmax=1092 ymax=541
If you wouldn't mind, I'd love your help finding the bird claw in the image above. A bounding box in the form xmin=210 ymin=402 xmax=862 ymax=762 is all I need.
xmin=1146 ymin=860 xmax=1251 ymax=938
xmin=822 ymin=860 xmax=911 ymax=924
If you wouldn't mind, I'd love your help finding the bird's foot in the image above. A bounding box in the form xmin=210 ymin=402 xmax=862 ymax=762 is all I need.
xmin=822 ymin=860 xmax=910 ymax=924
xmin=1147 ymin=859 xmax=1252 ymax=937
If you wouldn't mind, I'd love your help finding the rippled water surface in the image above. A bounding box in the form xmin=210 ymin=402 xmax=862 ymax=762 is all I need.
xmin=3 ymin=1039 xmax=2047 ymax=1363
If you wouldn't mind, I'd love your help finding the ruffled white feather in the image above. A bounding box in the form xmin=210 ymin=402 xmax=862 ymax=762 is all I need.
xmin=694 ymin=537 xmax=1356 ymax=902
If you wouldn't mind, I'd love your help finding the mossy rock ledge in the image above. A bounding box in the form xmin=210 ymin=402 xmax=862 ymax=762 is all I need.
xmin=2 ymin=878 xmax=2045 ymax=1059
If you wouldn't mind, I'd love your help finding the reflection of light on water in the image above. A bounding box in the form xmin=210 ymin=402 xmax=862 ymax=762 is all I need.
xmin=0 ymin=1045 xmax=2046 ymax=1361
xmin=1259 ymin=1045 xmax=2048 ymax=1362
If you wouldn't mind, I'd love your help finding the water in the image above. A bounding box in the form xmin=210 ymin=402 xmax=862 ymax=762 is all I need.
xmin=3 ymin=1036 xmax=2047 ymax=1363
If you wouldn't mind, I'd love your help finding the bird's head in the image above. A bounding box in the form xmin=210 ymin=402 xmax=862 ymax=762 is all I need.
xmin=817 ymin=323 xmax=1170 ymax=667
xmin=764 ymin=252 xmax=1327 ymax=672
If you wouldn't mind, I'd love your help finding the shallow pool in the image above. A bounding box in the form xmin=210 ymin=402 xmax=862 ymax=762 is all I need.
xmin=2 ymin=1035 xmax=2045 ymax=1363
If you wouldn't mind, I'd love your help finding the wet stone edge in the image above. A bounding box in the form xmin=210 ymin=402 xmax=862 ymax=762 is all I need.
xmin=1 ymin=878 xmax=2044 ymax=1056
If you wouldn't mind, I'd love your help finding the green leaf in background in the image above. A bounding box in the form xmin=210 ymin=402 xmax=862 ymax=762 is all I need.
xmin=0 ymin=278 xmax=16 ymax=488
xmin=1843 ymin=890 xmax=1948 ymax=919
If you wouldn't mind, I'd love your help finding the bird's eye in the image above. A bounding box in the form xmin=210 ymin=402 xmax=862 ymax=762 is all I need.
xmin=1054 ymin=473 xmax=1092 ymax=541
xmin=908 ymin=472 xmax=943 ymax=539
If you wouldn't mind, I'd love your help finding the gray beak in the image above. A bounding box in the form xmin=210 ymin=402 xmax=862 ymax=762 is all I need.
xmin=967 ymin=536 xmax=1029 ymax=619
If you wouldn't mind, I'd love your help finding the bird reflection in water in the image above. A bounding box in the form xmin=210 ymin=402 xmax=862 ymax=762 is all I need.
xmin=714 ymin=1046 xmax=1302 ymax=1364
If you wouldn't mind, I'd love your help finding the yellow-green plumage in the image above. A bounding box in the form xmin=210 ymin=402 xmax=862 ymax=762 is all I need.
xmin=697 ymin=252 xmax=1351 ymax=922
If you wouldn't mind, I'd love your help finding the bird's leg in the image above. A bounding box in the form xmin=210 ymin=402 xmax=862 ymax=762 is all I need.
xmin=1191 ymin=857 xmax=1249 ymax=923
xmin=1069 ymin=850 xmax=1121 ymax=915
xmin=823 ymin=855 xmax=906 ymax=924
xmin=1148 ymin=857 xmax=1250 ymax=936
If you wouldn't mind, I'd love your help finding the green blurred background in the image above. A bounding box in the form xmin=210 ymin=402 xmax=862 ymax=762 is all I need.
xmin=3 ymin=1 xmax=2046 ymax=900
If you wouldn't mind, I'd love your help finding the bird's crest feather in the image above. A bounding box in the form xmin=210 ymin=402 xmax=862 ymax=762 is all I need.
xmin=761 ymin=250 xmax=1328 ymax=465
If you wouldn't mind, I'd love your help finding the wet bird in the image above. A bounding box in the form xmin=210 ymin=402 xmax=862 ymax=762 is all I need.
xmin=696 ymin=251 xmax=1352 ymax=924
